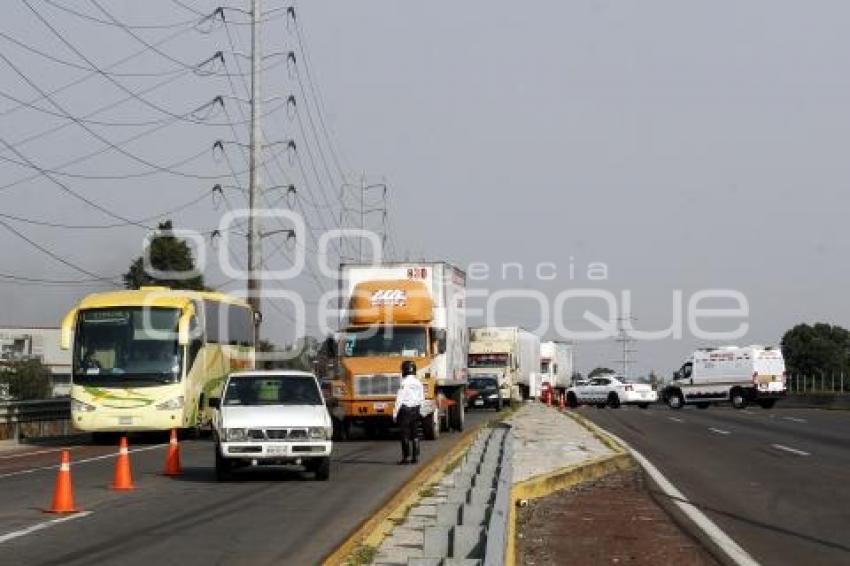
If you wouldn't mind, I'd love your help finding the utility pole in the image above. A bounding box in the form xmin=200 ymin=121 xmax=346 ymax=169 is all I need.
xmin=247 ymin=0 xmax=263 ymax=337
xmin=615 ymin=315 xmax=637 ymax=380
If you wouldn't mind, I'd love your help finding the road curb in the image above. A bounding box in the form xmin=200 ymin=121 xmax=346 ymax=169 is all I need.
xmin=322 ymin=417 xmax=497 ymax=565
xmin=567 ymin=409 xmax=759 ymax=566
xmin=506 ymin=410 xmax=632 ymax=565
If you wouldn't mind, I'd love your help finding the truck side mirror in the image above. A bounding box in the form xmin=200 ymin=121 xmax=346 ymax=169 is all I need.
xmin=208 ymin=397 xmax=220 ymax=409
xmin=433 ymin=328 xmax=447 ymax=354
xmin=673 ymin=371 xmax=682 ymax=380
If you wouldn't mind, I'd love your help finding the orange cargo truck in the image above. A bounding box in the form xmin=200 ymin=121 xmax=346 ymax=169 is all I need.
xmin=330 ymin=262 xmax=468 ymax=440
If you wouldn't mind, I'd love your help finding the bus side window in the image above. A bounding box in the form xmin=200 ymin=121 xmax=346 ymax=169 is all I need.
xmin=187 ymin=316 xmax=203 ymax=371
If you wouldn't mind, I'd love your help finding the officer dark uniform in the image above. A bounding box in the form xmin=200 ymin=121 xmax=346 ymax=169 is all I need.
xmin=393 ymin=360 xmax=424 ymax=465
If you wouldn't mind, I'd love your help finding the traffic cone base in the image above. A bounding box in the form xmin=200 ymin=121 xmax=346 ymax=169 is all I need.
xmin=46 ymin=450 xmax=78 ymax=514
xmin=111 ymin=437 xmax=135 ymax=491
xmin=164 ymin=428 xmax=182 ymax=476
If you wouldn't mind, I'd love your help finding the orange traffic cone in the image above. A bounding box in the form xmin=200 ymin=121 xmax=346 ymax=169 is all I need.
xmin=164 ymin=429 xmax=181 ymax=476
xmin=111 ymin=436 xmax=135 ymax=491
xmin=46 ymin=450 xmax=78 ymax=513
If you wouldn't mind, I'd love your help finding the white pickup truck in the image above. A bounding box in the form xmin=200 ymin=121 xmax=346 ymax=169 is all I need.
xmin=566 ymin=375 xmax=656 ymax=409
xmin=211 ymin=370 xmax=333 ymax=481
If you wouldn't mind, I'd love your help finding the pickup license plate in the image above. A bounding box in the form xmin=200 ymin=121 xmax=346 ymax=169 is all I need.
xmin=118 ymin=416 xmax=133 ymax=426
xmin=640 ymin=392 xmax=647 ymax=398
xmin=374 ymin=402 xmax=386 ymax=412
xmin=474 ymin=399 xmax=484 ymax=406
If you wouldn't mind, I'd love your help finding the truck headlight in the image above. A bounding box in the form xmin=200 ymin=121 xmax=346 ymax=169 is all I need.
xmin=224 ymin=428 xmax=248 ymax=441
xmin=71 ymin=398 xmax=96 ymax=413
xmin=309 ymin=427 xmax=330 ymax=440
xmin=155 ymin=396 xmax=184 ymax=411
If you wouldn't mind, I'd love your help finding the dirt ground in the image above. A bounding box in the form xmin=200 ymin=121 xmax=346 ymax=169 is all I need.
xmin=517 ymin=468 xmax=719 ymax=565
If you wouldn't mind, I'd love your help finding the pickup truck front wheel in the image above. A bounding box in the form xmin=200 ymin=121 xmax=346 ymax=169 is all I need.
xmin=215 ymin=446 xmax=232 ymax=481
xmin=312 ymin=457 xmax=330 ymax=481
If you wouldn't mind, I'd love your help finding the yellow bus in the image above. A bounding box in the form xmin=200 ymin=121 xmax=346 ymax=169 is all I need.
xmin=61 ymin=287 xmax=255 ymax=436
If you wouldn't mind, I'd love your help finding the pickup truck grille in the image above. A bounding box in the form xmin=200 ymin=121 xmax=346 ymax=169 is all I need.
xmin=355 ymin=374 xmax=401 ymax=397
xmin=245 ymin=428 xmax=309 ymax=441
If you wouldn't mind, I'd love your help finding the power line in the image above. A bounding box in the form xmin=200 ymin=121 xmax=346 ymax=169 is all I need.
xmin=0 ymin=217 xmax=119 ymax=283
xmin=42 ymin=0 xmax=211 ymax=30
xmin=0 ymin=187 xmax=213 ymax=230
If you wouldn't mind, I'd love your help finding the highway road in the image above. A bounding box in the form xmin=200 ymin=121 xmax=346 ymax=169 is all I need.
xmin=0 ymin=411 xmax=493 ymax=566
xmin=582 ymin=404 xmax=850 ymax=566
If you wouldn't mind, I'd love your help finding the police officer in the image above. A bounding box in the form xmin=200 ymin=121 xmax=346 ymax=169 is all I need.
xmin=393 ymin=360 xmax=424 ymax=465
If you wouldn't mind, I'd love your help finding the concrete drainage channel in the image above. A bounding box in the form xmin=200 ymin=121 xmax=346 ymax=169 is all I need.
xmin=373 ymin=425 xmax=512 ymax=565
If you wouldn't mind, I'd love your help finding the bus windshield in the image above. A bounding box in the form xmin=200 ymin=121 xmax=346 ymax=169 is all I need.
xmin=73 ymin=307 xmax=182 ymax=386
xmin=342 ymin=327 xmax=427 ymax=358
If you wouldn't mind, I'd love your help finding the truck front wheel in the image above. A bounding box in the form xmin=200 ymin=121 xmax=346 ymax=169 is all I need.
xmin=423 ymin=408 xmax=440 ymax=441
xmin=667 ymin=391 xmax=684 ymax=410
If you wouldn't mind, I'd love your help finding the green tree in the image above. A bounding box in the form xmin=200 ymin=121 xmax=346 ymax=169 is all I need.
xmin=781 ymin=323 xmax=850 ymax=376
xmin=256 ymin=338 xmax=318 ymax=372
xmin=588 ymin=367 xmax=616 ymax=378
xmin=123 ymin=220 xmax=206 ymax=290
xmin=0 ymin=359 xmax=52 ymax=400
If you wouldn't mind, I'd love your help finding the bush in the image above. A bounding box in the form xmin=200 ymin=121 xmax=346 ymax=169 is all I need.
xmin=0 ymin=359 xmax=52 ymax=400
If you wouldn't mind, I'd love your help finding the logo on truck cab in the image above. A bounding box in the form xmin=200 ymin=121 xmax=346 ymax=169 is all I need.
xmin=370 ymin=289 xmax=407 ymax=306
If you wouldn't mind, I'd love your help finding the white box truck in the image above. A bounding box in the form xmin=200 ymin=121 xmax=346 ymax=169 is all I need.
xmin=331 ymin=262 xmax=468 ymax=440
xmin=468 ymin=327 xmax=540 ymax=400
xmin=540 ymin=341 xmax=573 ymax=396
xmin=662 ymin=345 xmax=787 ymax=410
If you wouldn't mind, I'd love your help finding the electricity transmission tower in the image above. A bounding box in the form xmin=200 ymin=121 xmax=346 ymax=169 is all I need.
xmin=615 ymin=315 xmax=637 ymax=380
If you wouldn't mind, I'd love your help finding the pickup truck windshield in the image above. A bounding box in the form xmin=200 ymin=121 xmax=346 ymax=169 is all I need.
xmin=342 ymin=327 xmax=427 ymax=358
xmin=223 ymin=375 xmax=323 ymax=406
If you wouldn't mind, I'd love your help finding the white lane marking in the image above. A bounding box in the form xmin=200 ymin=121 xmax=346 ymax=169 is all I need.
xmin=590 ymin=426 xmax=759 ymax=566
xmin=0 ymin=447 xmax=68 ymax=460
xmin=0 ymin=444 xmax=166 ymax=480
xmin=668 ymin=417 xmax=684 ymax=423
xmin=0 ymin=511 xmax=93 ymax=544
xmin=782 ymin=416 xmax=807 ymax=424
xmin=709 ymin=427 xmax=731 ymax=435
xmin=771 ymin=444 xmax=810 ymax=457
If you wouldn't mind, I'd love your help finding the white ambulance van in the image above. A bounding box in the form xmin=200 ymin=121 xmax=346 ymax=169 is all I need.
xmin=663 ymin=346 xmax=787 ymax=410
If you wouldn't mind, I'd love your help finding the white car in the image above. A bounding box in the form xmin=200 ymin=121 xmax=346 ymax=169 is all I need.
xmin=211 ymin=370 xmax=333 ymax=481
xmin=566 ymin=375 xmax=657 ymax=409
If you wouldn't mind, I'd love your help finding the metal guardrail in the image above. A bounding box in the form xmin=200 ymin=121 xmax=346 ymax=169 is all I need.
xmin=0 ymin=398 xmax=70 ymax=422
xmin=0 ymin=399 xmax=71 ymax=441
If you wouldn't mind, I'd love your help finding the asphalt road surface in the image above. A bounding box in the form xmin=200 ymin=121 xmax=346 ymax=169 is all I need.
xmin=0 ymin=410 xmax=493 ymax=566
xmin=582 ymin=404 xmax=850 ymax=566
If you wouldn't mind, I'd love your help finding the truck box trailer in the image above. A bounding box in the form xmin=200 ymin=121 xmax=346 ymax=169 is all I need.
xmin=540 ymin=341 xmax=573 ymax=395
xmin=332 ymin=262 xmax=468 ymax=440
xmin=468 ymin=327 xmax=540 ymax=400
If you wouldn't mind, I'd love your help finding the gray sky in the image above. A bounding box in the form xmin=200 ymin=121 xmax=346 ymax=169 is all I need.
xmin=2 ymin=1 xmax=848 ymax=376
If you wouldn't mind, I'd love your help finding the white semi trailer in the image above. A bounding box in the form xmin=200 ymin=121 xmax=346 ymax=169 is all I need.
xmin=468 ymin=327 xmax=540 ymax=400
xmin=540 ymin=341 xmax=573 ymax=397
